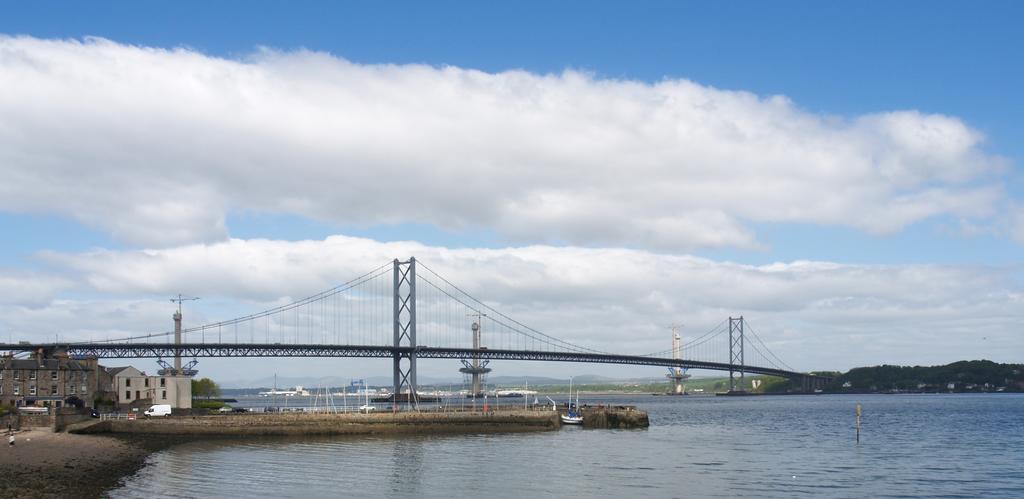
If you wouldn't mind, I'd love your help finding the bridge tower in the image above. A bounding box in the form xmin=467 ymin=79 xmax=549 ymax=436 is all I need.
xmin=459 ymin=320 xmax=492 ymax=399
xmin=157 ymin=295 xmax=200 ymax=410
xmin=728 ymin=316 xmax=745 ymax=393
xmin=168 ymin=294 xmax=198 ymax=373
xmin=665 ymin=324 xmax=689 ymax=395
xmin=393 ymin=258 xmax=418 ymax=409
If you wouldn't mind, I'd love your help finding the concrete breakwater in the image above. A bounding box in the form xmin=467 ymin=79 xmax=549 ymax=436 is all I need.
xmin=562 ymin=405 xmax=649 ymax=429
xmin=579 ymin=405 xmax=649 ymax=428
xmin=71 ymin=410 xmax=561 ymax=436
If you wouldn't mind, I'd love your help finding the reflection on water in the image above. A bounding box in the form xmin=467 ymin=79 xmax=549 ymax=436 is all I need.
xmin=109 ymin=394 xmax=1024 ymax=498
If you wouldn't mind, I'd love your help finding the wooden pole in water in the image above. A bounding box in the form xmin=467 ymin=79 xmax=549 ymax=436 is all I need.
xmin=856 ymin=404 xmax=862 ymax=443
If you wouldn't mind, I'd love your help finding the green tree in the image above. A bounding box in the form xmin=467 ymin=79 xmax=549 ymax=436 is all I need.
xmin=191 ymin=378 xmax=222 ymax=399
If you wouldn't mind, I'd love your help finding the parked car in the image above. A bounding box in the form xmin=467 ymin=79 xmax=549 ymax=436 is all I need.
xmin=90 ymin=408 xmax=100 ymax=418
xmin=232 ymin=407 xmax=248 ymax=413
xmin=218 ymin=406 xmax=233 ymax=413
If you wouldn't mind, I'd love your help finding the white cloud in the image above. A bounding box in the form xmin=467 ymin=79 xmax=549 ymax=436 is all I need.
xmin=0 ymin=36 xmax=1010 ymax=249
xmin=23 ymin=235 xmax=1023 ymax=374
xmin=0 ymin=270 xmax=72 ymax=307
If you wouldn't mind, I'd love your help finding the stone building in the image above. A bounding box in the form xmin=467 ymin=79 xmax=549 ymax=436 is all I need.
xmin=0 ymin=351 xmax=102 ymax=409
xmin=105 ymin=365 xmax=192 ymax=410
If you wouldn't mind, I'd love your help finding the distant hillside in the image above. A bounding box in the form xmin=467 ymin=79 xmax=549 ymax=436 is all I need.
xmin=825 ymin=360 xmax=1023 ymax=393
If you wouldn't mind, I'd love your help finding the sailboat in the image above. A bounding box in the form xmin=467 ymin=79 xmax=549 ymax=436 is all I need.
xmin=560 ymin=377 xmax=583 ymax=425
xmin=359 ymin=382 xmax=374 ymax=413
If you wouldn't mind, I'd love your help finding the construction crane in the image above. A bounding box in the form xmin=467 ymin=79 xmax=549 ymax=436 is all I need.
xmin=170 ymin=294 xmax=200 ymax=314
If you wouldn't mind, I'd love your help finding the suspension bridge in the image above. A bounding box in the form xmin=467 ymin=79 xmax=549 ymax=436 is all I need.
xmin=0 ymin=258 xmax=830 ymax=405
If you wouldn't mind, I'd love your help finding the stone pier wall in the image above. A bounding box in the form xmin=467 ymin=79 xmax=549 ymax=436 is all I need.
xmin=72 ymin=410 xmax=561 ymax=436
xmin=578 ymin=405 xmax=650 ymax=429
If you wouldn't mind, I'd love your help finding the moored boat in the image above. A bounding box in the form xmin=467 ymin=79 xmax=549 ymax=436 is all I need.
xmin=560 ymin=377 xmax=584 ymax=425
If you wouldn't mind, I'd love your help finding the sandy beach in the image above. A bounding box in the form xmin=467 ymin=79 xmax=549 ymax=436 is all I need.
xmin=0 ymin=429 xmax=150 ymax=498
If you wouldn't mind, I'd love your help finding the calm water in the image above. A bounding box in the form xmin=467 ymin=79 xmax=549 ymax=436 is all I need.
xmin=108 ymin=394 xmax=1024 ymax=498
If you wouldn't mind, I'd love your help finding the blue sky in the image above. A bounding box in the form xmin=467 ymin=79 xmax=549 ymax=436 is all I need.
xmin=0 ymin=2 xmax=1021 ymax=380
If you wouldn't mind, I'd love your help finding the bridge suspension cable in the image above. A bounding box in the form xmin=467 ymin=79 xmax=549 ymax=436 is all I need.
xmin=183 ymin=263 xmax=391 ymax=334
xmin=742 ymin=320 xmax=795 ymax=372
xmin=640 ymin=318 xmax=728 ymax=358
xmin=416 ymin=261 xmax=610 ymax=355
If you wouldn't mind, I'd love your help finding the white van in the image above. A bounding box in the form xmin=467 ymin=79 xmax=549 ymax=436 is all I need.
xmin=143 ymin=404 xmax=172 ymax=417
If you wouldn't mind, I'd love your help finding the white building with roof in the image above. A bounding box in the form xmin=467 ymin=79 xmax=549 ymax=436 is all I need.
xmin=106 ymin=366 xmax=191 ymax=410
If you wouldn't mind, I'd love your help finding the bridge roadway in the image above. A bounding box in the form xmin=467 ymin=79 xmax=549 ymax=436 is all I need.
xmin=0 ymin=342 xmax=826 ymax=382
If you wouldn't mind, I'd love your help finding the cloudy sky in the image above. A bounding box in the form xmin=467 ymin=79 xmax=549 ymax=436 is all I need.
xmin=1 ymin=2 xmax=1021 ymax=384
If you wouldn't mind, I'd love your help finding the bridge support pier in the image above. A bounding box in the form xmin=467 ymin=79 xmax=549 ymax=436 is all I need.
xmin=393 ymin=258 xmax=418 ymax=410
xmin=798 ymin=374 xmax=827 ymax=393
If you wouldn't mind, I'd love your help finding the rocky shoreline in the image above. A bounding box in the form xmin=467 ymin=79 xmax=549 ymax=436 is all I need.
xmin=0 ymin=429 xmax=165 ymax=498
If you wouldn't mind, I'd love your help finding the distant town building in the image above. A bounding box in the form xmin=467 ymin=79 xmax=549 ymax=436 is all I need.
xmin=105 ymin=365 xmax=192 ymax=410
xmin=0 ymin=351 xmax=102 ymax=409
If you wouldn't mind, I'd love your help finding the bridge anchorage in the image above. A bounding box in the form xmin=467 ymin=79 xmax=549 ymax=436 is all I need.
xmin=0 ymin=256 xmax=833 ymax=408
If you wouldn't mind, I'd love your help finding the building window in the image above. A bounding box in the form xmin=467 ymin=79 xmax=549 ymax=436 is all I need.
xmin=13 ymin=386 xmax=19 ymax=396
xmin=125 ymin=390 xmax=131 ymax=400
xmin=81 ymin=385 xmax=87 ymax=395
xmin=0 ymin=385 xmax=3 ymax=395
xmin=51 ymin=371 xmax=58 ymax=380
xmin=70 ymin=385 xmax=76 ymax=395
xmin=51 ymin=384 xmax=58 ymax=395
xmin=29 ymin=385 xmax=37 ymax=396
xmin=144 ymin=378 xmax=150 ymax=388
xmin=126 ymin=378 xmax=131 ymax=387
xmin=29 ymin=371 xmax=36 ymax=380
xmin=160 ymin=378 xmax=166 ymax=387
xmin=0 ymin=370 xmax=4 ymax=379
xmin=162 ymin=390 xmax=167 ymax=399
xmin=14 ymin=371 xmax=20 ymax=380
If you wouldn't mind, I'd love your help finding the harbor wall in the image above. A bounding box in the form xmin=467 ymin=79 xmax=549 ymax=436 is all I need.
xmin=71 ymin=410 xmax=561 ymax=436
xmin=579 ymin=405 xmax=649 ymax=429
